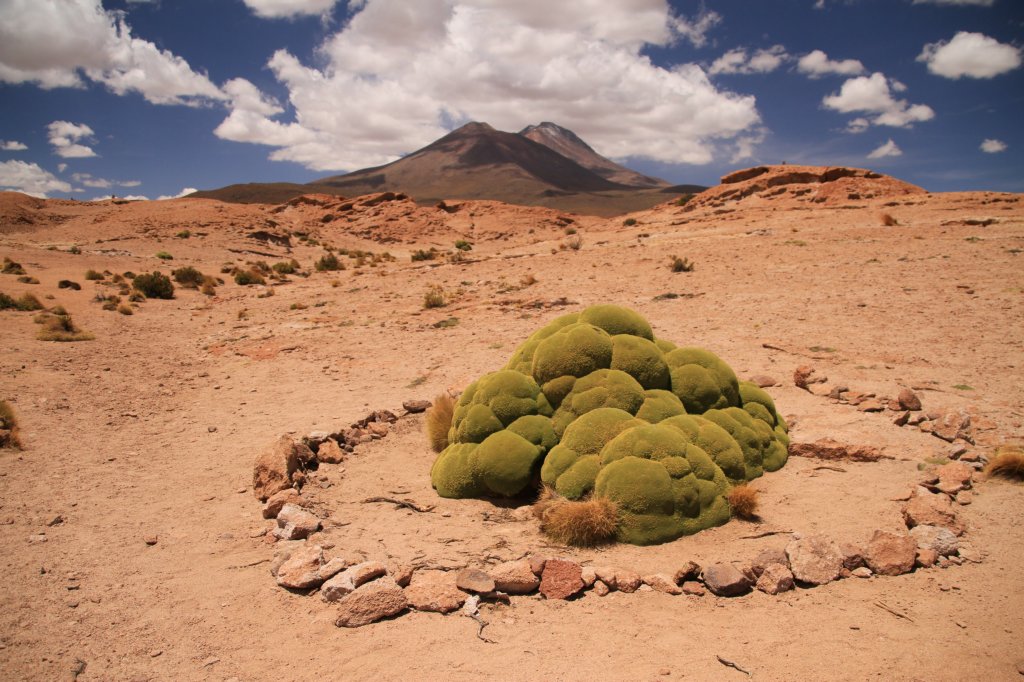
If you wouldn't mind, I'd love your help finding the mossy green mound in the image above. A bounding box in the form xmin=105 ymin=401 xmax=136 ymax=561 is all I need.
xmin=430 ymin=304 xmax=790 ymax=545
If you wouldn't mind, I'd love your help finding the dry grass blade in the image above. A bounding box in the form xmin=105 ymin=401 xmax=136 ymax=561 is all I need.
xmin=727 ymin=485 xmax=759 ymax=520
xmin=985 ymin=446 xmax=1024 ymax=481
xmin=425 ymin=393 xmax=455 ymax=453
xmin=0 ymin=400 xmax=22 ymax=449
xmin=536 ymin=490 xmax=619 ymax=547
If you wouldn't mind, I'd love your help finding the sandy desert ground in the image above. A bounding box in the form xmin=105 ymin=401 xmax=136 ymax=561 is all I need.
xmin=1 ymin=167 xmax=1023 ymax=681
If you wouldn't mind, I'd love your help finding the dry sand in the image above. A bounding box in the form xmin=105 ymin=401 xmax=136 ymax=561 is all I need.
xmin=1 ymin=171 xmax=1023 ymax=681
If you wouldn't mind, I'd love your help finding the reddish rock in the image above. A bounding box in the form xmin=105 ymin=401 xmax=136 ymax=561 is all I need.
xmin=794 ymin=365 xmax=826 ymax=390
xmin=935 ymin=461 xmax=973 ymax=495
xmin=851 ymin=567 xmax=872 ymax=578
xmin=366 ymin=422 xmax=389 ymax=439
xmin=274 ymin=504 xmax=321 ymax=540
xmin=749 ymin=375 xmax=778 ymax=388
xmin=334 ymin=577 xmax=408 ymax=627
xmin=681 ymin=581 xmax=706 ymax=596
xmin=262 ymin=488 xmax=303 ymax=519
xmin=788 ymin=438 xmax=889 ymax=462
xmin=456 ymin=568 xmax=495 ymax=594
xmin=317 ymin=438 xmax=346 ymax=464
xmin=786 ymin=534 xmax=844 ymax=585
xmin=909 ymin=525 xmax=959 ymax=556
xmin=755 ymin=564 xmax=795 ymax=595
xmin=864 ymin=530 xmax=917 ymax=576
xmin=322 ymin=561 xmax=388 ymax=602
xmin=916 ymin=548 xmax=938 ymax=568
xmin=955 ymin=490 xmax=973 ymax=505
xmin=893 ymin=411 xmax=911 ymax=426
xmin=673 ymin=561 xmax=702 ymax=584
xmin=490 ymin=560 xmax=540 ymax=594
xmin=840 ymin=542 xmax=866 ymax=570
xmin=932 ymin=410 xmax=971 ymax=443
xmin=317 ymin=557 xmax=350 ymax=582
xmin=898 ymin=388 xmax=922 ymax=411
xmin=643 ymin=574 xmax=682 ymax=595
xmin=540 ymin=559 xmax=584 ymax=600
xmin=751 ymin=548 xmax=788 ymax=578
xmin=403 ymin=399 xmax=432 ymax=413
xmin=902 ymin=491 xmax=965 ymax=535
xmin=858 ymin=399 xmax=885 ymax=413
xmin=580 ymin=566 xmax=597 ymax=588
xmin=388 ymin=563 xmax=414 ymax=588
xmin=702 ymin=563 xmax=750 ymax=597
xmin=591 ymin=580 xmax=611 ymax=597
xmin=614 ymin=569 xmax=642 ymax=593
xmin=253 ymin=435 xmax=314 ymax=501
xmin=405 ymin=571 xmax=466 ymax=614
xmin=276 ymin=544 xmax=324 ymax=590
xmin=528 ymin=554 xmax=548 ymax=577
xmin=593 ymin=566 xmax=618 ymax=590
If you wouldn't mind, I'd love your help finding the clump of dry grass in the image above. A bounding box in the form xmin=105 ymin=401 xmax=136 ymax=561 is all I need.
xmin=425 ymin=393 xmax=455 ymax=453
xmin=520 ymin=273 xmax=538 ymax=287
xmin=0 ymin=292 xmax=43 ymax=311
xmin=985 ymin=446 xmax=1024 ymax=482
xmin=0 ymin=400 xmax=21 ymax=449
xmin=423 ymin=284 xmax=446 ymax=309
xmin=880 ymin=212 xmax=899 ymax=226
xmin=535 ymin=487 xmax=619 ymax=547
xmin=117 ymin=303 xmax=133 ymax=316
xmin=727 ymin=485 xmax=759 ymax=520
xmin=35 ymin=310 xmax=94 ymax=342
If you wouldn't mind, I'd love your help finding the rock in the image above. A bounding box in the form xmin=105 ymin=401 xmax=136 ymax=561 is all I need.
xmin=955 ymin=490 xmax=973 ymax=506
xmin=276 ymin=544 xmax=324 ymax=590
xmin=893 ymin=411 xmax=910 ymax=426
xmin=317 ymin=557 xmax=350 ymax=582
xmin=673 ymin=561 xmax=702 ymax=584
xmin=755 ymin=564 xmax=795 ymax=595
xmin=643 ymin=574 xmax=682 ymax=595
xmin=592 ymin=579 xmax=610 ymax=597
xmin=840 ymin=542 xmax=866 ymax=570
xmin=580 ymin=566 xmax=597 ymax=588
xmin=317 ymin=439 xmax=346 ymax=464
xmin=528 ymin=554 xmax=548 ymax=576
xmin=334 ymin=576 xmax=408 ymax=628
xmin=681 ymin=581 xmax=706 ymax=596
xmin=253 ymin=435 xmax=314 ymax=502
xmin=366 ymin=422 xmax=389 ymax=439
xmin=455 ymin=568 xmax=496 ymax=594
xmin=828 ymin=385 xmax=849 ymax=400
xmin=957 ymin=543 xmax=983 ymax=563
xmin=702 ymin=563 xmax=750 ymax=597
xmin=388 ymin=563 xmax=414 ymax=588
xmin=262 ymin=488 xmax=302 ymax=519
xmin=614 ymin=569 xmax=642 ymax=593
xmin=898 ymin=389 xmax=922 ymax=411
xmin=269 ymin=540 xmax=306 ymax=575
xmin=910 ymin=525 xmax=959 ymax=556
xmin=786 ymin=534 xmax=844 ymax=585
xmin=490 ymin=560 xmax=540 ymax=594
xmin=751 ymin=548 xmax=788 ymax=578
xmin=749 ymin=375 xmax=777 ymax=388
xmin=144 ymin=535 xmax=158 ymax=546
xmin=932 ymin=410 xmax=971 ymax=443
xmin=322 ymin=561 xmax=387 ymax=602
xmin=405 ymin=571 xmax=466 ymax=613
xmin=794 ymin=365 xmax=826 ymax=390
xmin=788 ymin=438 xmax=889 ymax=462
xmin=916 ymin=548 xmax=938 ymax=568
xmin=902 ymin=491 xmax=965 ymax=535
xmin=274 ymin=504 xmax=321 ymax=540
xmin=540 ymin=559 xmax=584 ymax=600
xmin=851 ymin=567 xmax=872 ymax=579
xmin=948 ymin=443 xmax=969 ymax=459
xmin=864 ymin=530 xmax=917 ymax=576
xmin=403 ymin=399 xmax=432 ymax=413
xmin=593 ymin=566 xmax=617 ymax=589
xmin=907 ymin=413 xmax=928 ymax=426
xmin=935 ymin=461 xmax=973 ymax=495
xmin=858 ymin=399 xmax=884 ymax=412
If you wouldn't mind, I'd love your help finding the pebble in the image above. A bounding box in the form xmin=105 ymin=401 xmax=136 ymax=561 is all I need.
xmin=144 ymin=535 xmax=158 ymax=546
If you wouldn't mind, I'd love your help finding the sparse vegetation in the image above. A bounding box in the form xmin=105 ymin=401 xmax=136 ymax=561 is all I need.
xmin=84 ymin=269 xmax=104 ymax=280
xmin=0 ymin=292 xmax=44 ymax=311
xmin=985 ymin=446 xmax=1024 ymax=482
xmin=669 ymin=255 xmax=694 ymax=272
xmin=273 ymin=259 xmax=300 ymax=275
xmin=677 ymin=193 xmax=694 ymax=206
xmin=535 ymin=489 xmax=619 ymax=547
xmin=411 ymin=248 xmax=439 ymax=262
xmin=155 ymin=251 xmax=173 ymax=260
xmin=68 ymin=245 xmax=81 ymax=255
xmin=951 ymin=384 xmax=975 ymax=391
xmin=35 ymin=310 xmax=94 ymax=342
xmin=880 ymin=213 xmax=898 ymax=226
xmin=133 ymin=271 xmax=175 ymax=299
xmin=564 ymin=234 xmax=583 ymax=251
xmin=432 ymin=316 xmax=459 ymax=329
xmin=172 ymin=266 xmax=205 ymax=288
xmin=520 ymin=273 xmax=538 ymax=287
xmin=315 ymin=252 xmax=343 ymax=272
xmin=425 ymin=393 xmax=456 ymax=453
xmin=0 ymin=400 xmax=21 ymax=449
xmin=175 ymin=230 xmax=191 ymax=239
xmin=117 ymin=303 xmax=133 ymax=315
xmin=454 ymin=240 xmax=473 ymax=251
xmin=58 ymin=280 xmax=81 ymax=290
xmin=727 ymin=485 xmax=759 ymax=520
xmin=17 ymin=276 xmax=38 ymax=284
xmin=233 ymin=269 xmax=265 ymax=286
xmin=2 ymin=257 xmax=26 ymax=275
xmin=622 ymin=218 xmax=637 ymax=227
xmin=290 ymin=302 xmax=308 ymax=310
xmin=423 ymin=284 xmax=446 ymax=309
xmin=784 ymin=239 xmax=808 ymax=247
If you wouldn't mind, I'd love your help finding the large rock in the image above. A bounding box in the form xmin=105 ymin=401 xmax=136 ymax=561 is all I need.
xmin=935 ymin=461 xmax=973 ymax=495
xmin=274 ymin=504 xmax=321 ymax=540
xmin=788 ymin=439 xmax=888 ymax=462
xmin=403 ymin=399 xmax=432 ymax=413
xmin=253 ymin=435 xmax=313 ymax=501
xmin=898 ymin=389 xmax=922 ymax=411
xmin=786 ymin=534 xmax=844 ymax=585
xmin=840 ymin=542 xmax=866 ymax=570
xmin=902 ymin=491 xmax=965 ymax=535
xmin=262 ymin=488 xmax=303 ymax=519
xmin=490 ymin=560 xmax=539 ymax=595
xmin=276 ymin=544 xmax=324 ymax=590
xmin=322 ymin=561 xmax=387 ymax=602
xmin=702 ymin=563 xmax=750 ymax=597
xmin=755 ymin=564 xmax=795 ymax=595
xmin=909 ymin=525 xmax=959 ymax=557
xmin=931 ymin=410 xmax=971 ymax=443
xmin=540 ymin=559 xmax=584 ymax=600
xmin=864 ymin=530 xmax=917 ymax=576
xmin=334 ymin=577 xmax=408 ymax=627
xmin=643 ymin=574 xmax=682 ymax=595
xmin=405 ymin=571 xmax=466 ymax=613
xmin=316 ymin=438 xmax=346 ymax=465
xmin=455 ymin=568 xmax=495 ymax=594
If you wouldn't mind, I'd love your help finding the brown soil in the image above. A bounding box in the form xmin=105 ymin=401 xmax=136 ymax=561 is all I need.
xmin=1 ymin=170 xmax=1023 ymax=681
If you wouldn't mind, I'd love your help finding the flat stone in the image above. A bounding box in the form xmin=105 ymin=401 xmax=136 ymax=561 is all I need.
xmin=614 ymin=569 xmax=642 ymax=594
xmin=405 ymin=571 xmax=466 ymax=614
xmin=955 ymin=490 xmax=973 ymax=506
xmin=388 ymin=563 xmax=414 ymax=588
xmin=749 ymin=374 xmax=777 ymax=388
xmin=317 ymin=557 xmax=350 ymax=582
xmin=864 ymin=530 xmax=917 ymax=576
xmin=932 ymin=410 xmax=971 ymax=443
xmin=540 ymin=559 xmax=584 ymax=600
xmin=681 ymin=581 xmax=706 ymax=596
xmin=403 ymin=399 xmax=432 ymax=413
xmin=851 ymin=567 xmax=872 ymax=578
xmin=274 ymin=504 xmax=321 ymax=540
xmin=253 ymin=435 xmax=314 ymax=502
xmin=840 ymin=542 xmax=866 ymax=570
xmin=898 ymin=388 xmax=922 ymax=411
xmin=366 ymin=422 xmax=389 ymax=439
xmin=858 ymin=399 xmax=884 ymax=412
xmin=456 ymin=568 xmax=495 ymax=594
xmin=786 ymin=534 xmax=844 ymax=585
xmin=334 ymin=576 xmax=408 ymax=628
xmin=322 ymin=561 xmax=387 ymax=602
xmin=910 ymin=525 xmax=959 ymax=556
xmin=702 ymin=563 xmax=750 ymax=597
xmin=316 ymin=439 xmax=346 ymax=464
xmin=489 ymin=560 xmax=539 ymax=595
xmin=751 ymin=548 xmax=788 ymax=578
xmin=788 ymin=438 xmax=889 ymax=462
xmin=643 ymin=573 xmax=682 ymax=595
xmin=276 ymin=544 xmax=324 ymax=590
xmin=262 ymin=488 xmax=302 ymax=519
xmin=755 ymin=564 xmax=795 ymax=595
xmin=673 ymin=561 xmax=702 ymax=584
xmin=935 ymin=461 xmax=973 ymax=495
xmin=902 ymin=491 xmax=965 ymax=535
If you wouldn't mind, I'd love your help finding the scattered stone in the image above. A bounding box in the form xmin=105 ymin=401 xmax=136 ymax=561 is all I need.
xmin=366 ymin=422 xmax=389 ymax=439
xmin=749 ymin=375 xmax=777 ymax=388
xmin=262 ymin=488 xmax=302 ymax=519
xmin=276 ymin=544 xmax=324 ymax=590
xmin=269 ymin=541 xmax=306 ymax=576
xmin=614 ymin=569 xmax=642 ymax=594
xmin=253 ymin=435 xmax=314 ymax=502
xmin=907 ymin=413 xmax=928 ymax=426
xmin=322 ymin=561 xmax=387 ymax=602
xmin=898 ymin=389 xmax=922 ymax=411
xmin=864 ymin=530 xmax=917 ymax=576
xmin=840 ymin=542 xmax=866 ymax=570
xmin=405 ymin=571 xmax=466 ymax=614
xmin=916 ymin=548 xmax=938 ymax=568
xmin=958 ymin=544 xmax=983 ymax=563
xmin=828 ymin=385 xmax=849 ymax=400
xmin=893 ymin=411 xmax=910 ymax=426
xmin=851 ymin=567 xmax=872 ymax=579
xmin=27 ymin=533 xmax=47 ymax=544
xmin=948 ymin=443 xmax=969 ymax=459
xmin=959 ymin=450 xmax=981 ymax=463
xmin=858 ymin=399 xmax=884 ymax=413
xmin=643 ymin=574 xmax=682 ymax=595
xmin=932 ymin=410 xmax=971 ymax=443
xmin=144 ymin=535 xmax=158 ymax=546
xmin=786 ymin=534 xmax=845 ymax=585
xmin=902 ymin=490 xmax=965 ymax=535
xmin=580 ymin=566 xmax=597 ymax=588
xmin=540 ymin=559 xmax=584 ymax=600
xmin=702 ymin=563 xmax=750 ymax=597
xmin=388 ymin=563 xmax=414 ymax=588
xmin=755 ymin=564 xmax=795 ymax=595
xmin=456 ymin=568 xmax=496 ymax=594
xmin=317 ymin=439 xmax=346 ymax=465
xmin=334 ymin=576 xmax=408 ymax=628
xmin=936 ymin=461 xmax=973 ymax=495
xmin=593 ymin=566 xmax=617 ymax=589
xmin=274 ymin=504 xmax=321 ymax=540
xmin=490 ymin=560 xmax=540 ymax=594
xmin=673 ymin=561 xmax=702 ymax=584
xmin=910 ymin=525 xmax=959 ymax=556
xmin=403 ymin=399 xmax=432 ymax=413
xmin=955 ymin=490 xmax=973 ymax=506
xmin=751 ymin=548 xmax=788 ymax=578
xmin=592 ymin=579 xmax=610 ymax=597
xmin=789 ymin=438 xmax=889 ymax=462
xmin=528 ymin=554 xmax=548 ymax=577
xmin=794 ymin=365 xmax=826 ymax=390
xmin=317 ymin=557 xmax=350 ymax=582
xmin=681 ymin=581 xmax=706 ymax=596
xmin=47 ymin=515 xmax=64 ymax=527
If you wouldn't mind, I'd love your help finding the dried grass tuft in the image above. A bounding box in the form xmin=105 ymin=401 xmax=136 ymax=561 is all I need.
xmin=727 ymin=484 xmax=759 ymax=520
xmin=985 ymin=446 xmax=1024 ymax=482
xmin=536 ymin=488 xmax=619 ymax=547
xmin=0 ymin=400 xmax=21 ymax=449
xmin=425 ymin=393 xmax=455 ymax=453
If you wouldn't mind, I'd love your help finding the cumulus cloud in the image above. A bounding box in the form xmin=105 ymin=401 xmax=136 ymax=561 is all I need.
xmin=671 ymin=8 xmax=722 ymax=48
xmin=0 ymin=0 xmax=224 ymax=105
xmin=1 ymin=140 xmax=28 ymax=151
xmin=797 ymin=49 xmax=865 ymax=78
xmin=823 ymin=72 xmax=935 ymax=129
xmin=868 ymin=138 xmax=902 ymax=159
xmin=48 ymin=120 xmax=97 ymax=158
xmin=980 ymin=138 xmax=1007 ymax=153
xmin=710 ymin=46 xmax=788 ymax=75
xmin=157 ymin=187 xmax=197 ymax=200
xmin=845 ymin=117 xmax=870 ymax=133
xmin=918 ymin=32 xmax=1021 ymax=79
xmin=215 ymin=0 xmax=759 ymax=171
xmin=0 ymin=160 xmax=73 ymax=197
xmin=69 ymin=173 xmax=141 ymax=188
xmin=242 ymin=0 xmax=340 ymax=18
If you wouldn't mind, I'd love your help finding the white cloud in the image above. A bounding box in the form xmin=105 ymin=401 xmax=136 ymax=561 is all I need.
xmin=918 ymin=32 xmax=1021 ymax=79
xmin=242 ymin=0 xmax=340 ymax=18
xmin=120 ymin=180 xmax=142 ymax=187
xmin=72 ymin=172 xmax=110 ymax=188
xmin=823 ymin=72 xmax=935 ymax=129
xmin=0 ymin=160 xmax=72 ymax=197
xmin=710 ymin=46 xmax=788 ymax=76
xmin=797 ymin=49 xmax=865 ymax=78
xmin=980 ymin=138 xmax=1007 ymax=153
xmin=0 ymin=0 xmax=224 ymax=105
xmin=47 ymin=120 xmax=97 ymax=158
xmin=912 ymin=0 xmax=994 ymax=5
xmin=729 ymin=128 xmax=767 ymax=164
xmin=1 ymin=140 xmax=28 ymax=151
xmin=90 ymin=193 xmax=149 ymax=201
xmin=846 ymin=117 xmax=870 ymax=133
xmin=671 ymin=8 xmax=721 ymax=48
xmin=868 ymin=138 xmax=902 ymax=159
xmin=57 ymin=163 xmax=67 ymax=173
xmin=215 ymin=0 xmax=760 ymax=171
xmin=157 ymin=187 xmax=197 ymax=200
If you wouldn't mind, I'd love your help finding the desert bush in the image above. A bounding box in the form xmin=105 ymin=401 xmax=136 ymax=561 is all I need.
xmin=411 ymin=248 xmax=438 ymax=262
xmin=155 ymin=251 xmax=173 ymax=260
xmin=35 ymin=311 xmax=94 ymax=342
xmin=290 ymin=302 xmax=307 ymax=310
xmin=172 ymin=266 xmax=205 ymax=288
xmin=315 ymin=253 xmax=343 ymax=272
xmin=128 ymin=291 xmax=146 ymax=303
xmin=68 ymin=245 xmax=81 ymax=255
xmin=677 ymin=193 xmax=694 ymax=206
xmin=0 ymin=400 xmax=21 ymax=449
xmin=520 ymin=273 xmax=538 ymax=287
xmin=426 ymin=393 xmax=456 ymax=453
xmin=234 ymin=269 xmax=265 ymax=286
xmin=669 ymin=255 xmax=694 ymax=273
xmin=454 ymin=240 xmax=473 ymax=251
xmin=273 ymin=259 xmax=300 ymax=275
xmin=16 ymin=276 xmax=38 ymax=284
xmin=536 ymin=491 xmax=619 ymax=547
xmin=986 ymin=446 xmax=1024 ymax=481
xmin=622 ymin=218 xmax=637 ymax=227
xmin=565 ymin=234 xmax=583 ymax=251
xmin=84 ymin=269 xmax=104 ymax=281
xmin=176 ymin=230 xmax=191 ymax=238
xmin=0 ymin=292 xmax=43 ymax=311
xmin=133 ymin=272 xmax=174 ymax=299
xmin=564 ymin=226 xmax=577 ymax=235
xmin=117 ymin=303 xmax=133 ymax=315
xmin=880 ymin=213 xmax=898 ymax=226
xmin=122 ymin=271 xmax=136 ymax=279
xmin=2 ymin=257 xmax=25 ymax=275
xmin=727 ymin=485 xmax=759 ymax=520
xmin=423 ymin=284 xmax=446 ymax=309
xmin=57 ymin=280 xmax=81 ymax=290
xmin=447 ymin=249 xmax=466 ymax=264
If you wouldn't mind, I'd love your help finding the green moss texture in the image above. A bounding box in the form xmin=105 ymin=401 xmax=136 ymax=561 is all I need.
xmin=430 ymin=304 xmax=790 ymax=544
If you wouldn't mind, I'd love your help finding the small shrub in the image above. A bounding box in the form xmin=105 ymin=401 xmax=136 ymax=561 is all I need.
xmin=128 ymin=291 xmax=146 ymax=303
xmin=273 ymin=259 xmax=300 ymax=275
xmin=2 ymin=257 xmax=26 ymax=275
xmin=727 ymin=485 xmax=759 ymax=520
xmin=880 ymin=213 xmax=898 ymax=226
xmin=172 ymin=266 xmax=205 ymax=288
xmin=84 ymin=269 xmax=104 ymax=281
xmin=16 ymin=276 xmax=38 ymax=284
xmin=234 ymin=269 xmax=265 ymax=286
xmin=536 ymin=490 xmax=619 ymax=547
xmin=122 ymin=271 xmax=136 ymax=280
xmin=0 ymin=292 xmax=43 ymax=311
xmin=57 ymin=280 xmax=81 ymax=290
xmin=200 ymin=276 xmax=217 ymax=296
xmin=564 ymin=226 xmax=577 ymax=235
xmin=290 ymin=302 xmax=308 ymax=311
xmin=425 ymin=393 xmax=456 ymax=453
xmin=565 ymin=234 xmax=583 ymax=251
xmin=0 ymin=400 xmax=21 ymax=449
xmin=237 ymin=308 xmax=249 ymax=321
xmin=411 ymin=249 xmax=437 ymax=262
xmin=677 ymin=193 xmax=694 ymax=206
xmin=423 ymin=284 xmax=446 ymax=309
xmin=133 ymin=272 xmax=174 ymax=299
xmin=622 ymin=218 xmax=637 ymax=227
xmin=520 ymin=273 xmax=538 ymax=287
xmin=986 ymin=446 xmax=1024 ymax=481
xmin=315 ymin=253 xmax=343 ymax=272
xmin=669 ymin=255 xmax=694 ymax=272
xmin=36 ymin=311 xmax=94 ymax=342
xmin=68 ymin=245 xmax=81 ymax=255
xmin=454 ymin=240 xmax=473 ymax=251
xmin=432 ymin=316 xmax=459 ymax=329
xmin=257 ymin=287 xmax=275 ymax=298
xmin=117 ymin=303 xmax=133 ymax=315
xmin=155 ymin=251 xmax=173 ymax=260
xmin=175 ymin=230 xmax=191 ymax=239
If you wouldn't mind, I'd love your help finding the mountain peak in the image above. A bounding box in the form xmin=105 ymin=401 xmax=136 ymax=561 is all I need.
xmin=452 ymin=121 xmax=495 ymax=134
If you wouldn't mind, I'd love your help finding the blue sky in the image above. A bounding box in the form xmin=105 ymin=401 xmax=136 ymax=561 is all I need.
xmin=0 ymin=0 xmax=1021 ymax=200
